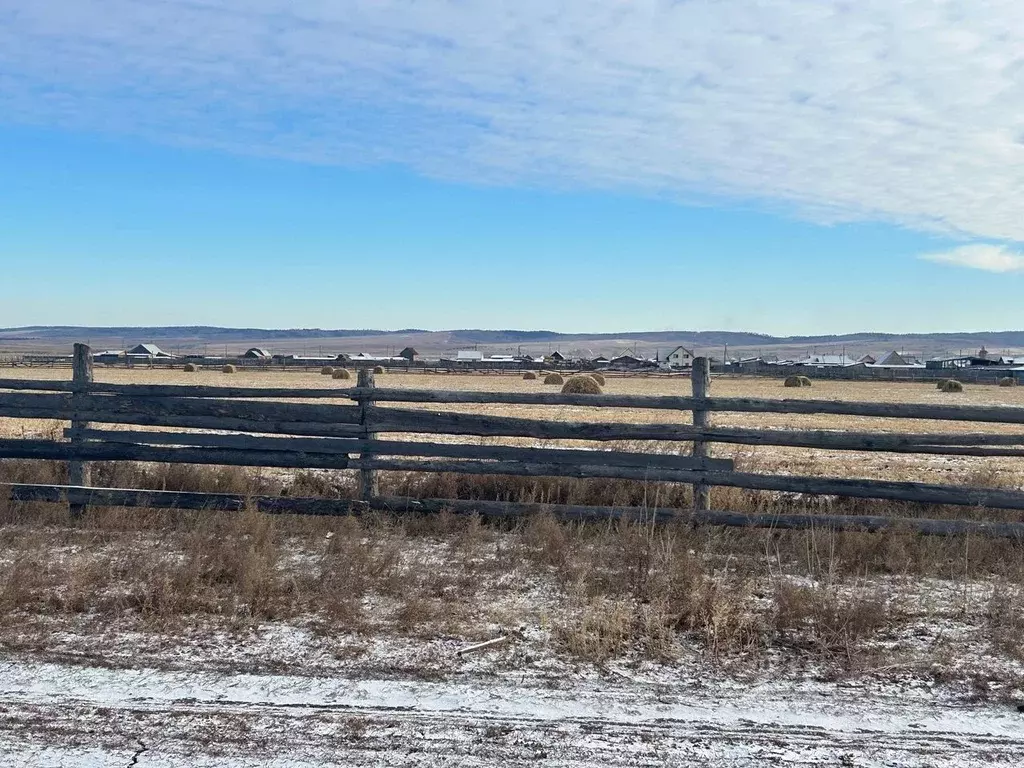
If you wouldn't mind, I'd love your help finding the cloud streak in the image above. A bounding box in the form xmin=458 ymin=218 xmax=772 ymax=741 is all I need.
xmin=3 ymin=1 xmax=1024 ymax=240
xmin=920 ymin=244 xmax=1024 ymax=273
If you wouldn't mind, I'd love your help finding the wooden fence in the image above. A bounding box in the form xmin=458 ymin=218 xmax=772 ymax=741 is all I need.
xmin=729 ymin=362 xmax=1024 ymax=384
xmin=3 ymin=345 xmax=1024 ymax=537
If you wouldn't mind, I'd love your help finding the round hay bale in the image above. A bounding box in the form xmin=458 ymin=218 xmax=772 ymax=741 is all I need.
xmin=373 ymin=365 xmax=385 ymax=374
xmin=936 ymin=380 xmax=947 ymax=390
xmin=221 ymin=364 xmax=236 ymax=374
xmin=543 ymin=373 xmax=565 ymax=385
xmin=523 ymin=371 xmax=538 ymax=380
xmin=940 ymin=379 xmax=964 ymax=393
xmin=561 ymin=375 xmax=601 ymax=395
xmin=332 ymin=368 xmax=351 ymax=380
xmin=589 ymin=373 xmax=606 ymax=386
xmin=999 ymin=377 xmax=1017 ymax=387
xmin=798 ymin=376 xmax=812 ymax=387
xmin=182 ymin=362 xmax=198 ymax=373
xmin=320 ymin=366 xmax=335 ymax=376
xmin=783 ymin=375 xmax=802 ymax=388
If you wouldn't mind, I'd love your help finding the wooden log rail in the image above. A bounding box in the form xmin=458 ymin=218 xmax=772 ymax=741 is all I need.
xmin=5 ymin=391 xmax=1024 ymax=454
xmin=6 ymin=483 xmax=1024 ymax=539
xmin=4 ymin=375 xmax=1024 ymax=425
xmin=4 ymin=344 xmax=1024 ymax=529
xmin=61 ymin=429 xmax=733 ymax=471
xmin=3 ymin=435 xmax=1022 ymax=509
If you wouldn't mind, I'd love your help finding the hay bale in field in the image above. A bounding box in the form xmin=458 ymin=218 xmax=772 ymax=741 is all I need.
xmin=936 ymin=380 xmax=946 ymax=390
xmin=543 ymin=373 xmax=564 ymax=385
xmin=523 ymin=371 xmax=538 ymax=380
xmin=561 ymin=375 xmax=601 ymax=395
xmin=940 ymin=379 xmax=963 ymax=393
xmin=783 ymin=375 xmax=802 ymax=388
xmin=221 ymin=364 xmax=237 ymax=374
xmin=332 ymin=368 xmax=351 ymax=380
xmin=999 ymin=377 xmax=1017 ymax=387
xmin=182 ymin=362 xmax=198 ymax=373
xmin=373 ymin=365 xmax=385 ymax=374
xmin=798 ymin=376 xmax=812 ymax=387
xmin=589 ymin=373 xmax=606 ymax=386
xmin=320 ymin=366 xmax=335 ymax=376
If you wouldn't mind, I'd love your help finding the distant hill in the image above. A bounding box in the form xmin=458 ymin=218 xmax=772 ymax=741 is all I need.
xmin=0 ymin=326 xmax=402 ymax=341
xmin=2 ymin=325 xmax=1023 ymax=358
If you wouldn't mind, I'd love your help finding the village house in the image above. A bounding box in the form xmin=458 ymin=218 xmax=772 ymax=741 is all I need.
xmin=125 ymin=343 xmax=173 ymax=359
xmin=609 ymin=354 xmax=657 ymax=370
xmin=665 ymin=345 xmax=694 ymax=369
xmin=876 ymin=350 xmax=913 ymax=366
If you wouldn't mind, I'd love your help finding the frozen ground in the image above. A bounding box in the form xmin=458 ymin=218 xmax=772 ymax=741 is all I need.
xmin=1 ymin=653 xmax=1023 ymax=767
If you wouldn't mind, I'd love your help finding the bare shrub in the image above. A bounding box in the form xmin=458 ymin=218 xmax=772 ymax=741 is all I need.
xmin=557 ymin=597 xmax=635 ymax=662
xmin=773 ymin=581 xmax=889 ymax=660
xmin=985 ymin=589 xmax=1024 ymax=662
xmin=521 ymin=512 xmax=576 ymax=568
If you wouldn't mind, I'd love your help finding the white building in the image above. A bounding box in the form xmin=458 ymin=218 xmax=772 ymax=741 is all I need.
xmin=665 ymin=345 xmax=694 ymax=369
xmin=455 ymin=350 xmax=484 ymax=362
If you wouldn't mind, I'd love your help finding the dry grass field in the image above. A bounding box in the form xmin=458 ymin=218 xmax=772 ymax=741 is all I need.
xmin=3 ymin=368 xmax=1024 ymax=762
xmin=0 ymin=373 xmax=1023 ymax=671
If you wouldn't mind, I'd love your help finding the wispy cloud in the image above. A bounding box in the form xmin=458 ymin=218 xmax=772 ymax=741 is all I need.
xmin=3 ymin=1 xmax=1024 ymax=240
xmin=920 ymin=244 xmax=1024 ymax=273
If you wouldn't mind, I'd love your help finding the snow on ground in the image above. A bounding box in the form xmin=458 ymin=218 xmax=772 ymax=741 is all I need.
xmin=1 ymin=654 xmax=1023 ymax=767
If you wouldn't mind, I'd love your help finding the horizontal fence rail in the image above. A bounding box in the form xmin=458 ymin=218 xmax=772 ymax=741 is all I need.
xmin=5 ymin=483 xmax=1024 ymax=538
xmin=1 ymin=345 xmax=1024 ymax=536
xmin=3 ymin=376 xmax=1024 ymax=422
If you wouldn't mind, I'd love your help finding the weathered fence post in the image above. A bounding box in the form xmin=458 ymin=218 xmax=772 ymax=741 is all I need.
xmin=68 ymin=343 xmax=93 ymax=518
xmin=357 ymin=367 xmax=379 ymax=501
xmin=691 ymin=356 xmax=711 ymax=512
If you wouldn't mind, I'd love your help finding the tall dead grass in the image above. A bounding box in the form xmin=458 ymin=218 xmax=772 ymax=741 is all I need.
xmin=4 ymin=445 xmax=1024 ymax=676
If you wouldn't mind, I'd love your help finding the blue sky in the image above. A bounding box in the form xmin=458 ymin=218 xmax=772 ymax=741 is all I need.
xmin=2 ymin=1 xmax=1023 ymax=334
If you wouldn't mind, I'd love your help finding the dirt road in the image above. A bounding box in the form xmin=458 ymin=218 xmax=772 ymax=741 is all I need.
xmin=1 ymin=659 xmax=1022 ymax=766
